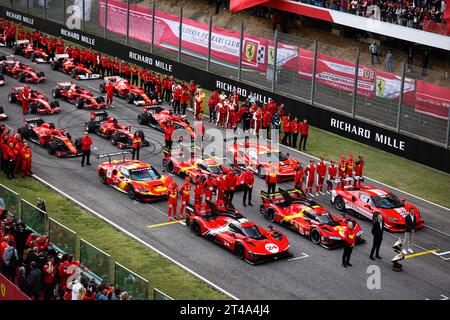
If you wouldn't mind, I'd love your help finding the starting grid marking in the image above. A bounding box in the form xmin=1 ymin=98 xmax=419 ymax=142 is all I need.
xmin=404 ymin=249 xmax=439 ymax=259
xmin=432 ymin=250 xmax=450 ymax=261
xmin=288 ymin=252 xmax=309 ymax=261
xmin=148 ymin=219 xmax=186 ymax=229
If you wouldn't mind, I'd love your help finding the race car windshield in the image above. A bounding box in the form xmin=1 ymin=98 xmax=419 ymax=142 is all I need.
xmin=242 ymin=226 xmax=264 ymax=240
xmin=207 ymin=165 xmax=223 ymax=175
xmin=258 ymin=151 xmax=289 ymax=163
xmin=315 ymin=213 xmax=337 ymax=225
xmin=372 ymin=194 xmax=403 ymax=209
xmin=130 ymin=168 xmax=161 ymax=181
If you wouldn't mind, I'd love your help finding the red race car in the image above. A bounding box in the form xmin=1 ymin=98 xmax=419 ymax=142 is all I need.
xmin=137 ymin=106 xmax=195 ymax=139
xmin=261 ymin=188 xmax=363 ymax=248
xmin=97 ymin=152 xmax=173 ymax=201
xmin=0 ymin=58 xmax=46 ymax=83
xmin=186 ymin=200 xmax=291 ymax=264
xmin=0 ymin=106 xmax=8 ymax=120
xmin=100 ymin=76 xmax=161 ymax=106
xmin=226 ymin=141 xmax=299 ymax=181
xmin=12 ymin=40 xmax=49 ymax=63
xmin=331 ymin=182 xmax=424 ymax=232
xmin=52 ymin=82 xmax=107 ymax=110
xmin=50 ymin=54 xmax=101 ymax=80
xmin=8 ymin=86 xmax=61 ymax=115
xmin=85 ymin=111 xmax=150 ymax=149
xmin=18 ymin=118 xmax=82 ymax=157
xmin=165 ymin=150 xmax=245 ymax=189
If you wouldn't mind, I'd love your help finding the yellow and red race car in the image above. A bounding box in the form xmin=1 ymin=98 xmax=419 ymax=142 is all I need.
xmin=97 ymin=152 xmax=173 ymax=202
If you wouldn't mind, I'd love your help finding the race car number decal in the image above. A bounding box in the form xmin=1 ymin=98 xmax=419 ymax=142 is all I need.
xmin=265 ymin=243 xmax=279 ymax=254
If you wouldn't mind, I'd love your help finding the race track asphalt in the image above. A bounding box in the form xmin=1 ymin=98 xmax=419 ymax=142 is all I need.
xmin=1 ymin=47 xmax=449 ymax=300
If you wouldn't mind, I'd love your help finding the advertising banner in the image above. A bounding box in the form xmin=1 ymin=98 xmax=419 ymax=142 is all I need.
xmin=415 ymin=81 xmax=450 ymax=120
xmin=0 ymin=273 xmax=31 ymax=300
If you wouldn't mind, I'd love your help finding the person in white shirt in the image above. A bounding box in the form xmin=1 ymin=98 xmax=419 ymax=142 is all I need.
xmin=71 ymin=279 xmax=85 ymax=301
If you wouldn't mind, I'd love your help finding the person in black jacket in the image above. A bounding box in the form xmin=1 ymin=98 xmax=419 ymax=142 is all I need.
xmin=403 ymin=208 xmax=416 ymax=254
xmin=17 ymin=266 xmax=32 ymax=298
xmin=28 ymin=261 xmax=42 ymax=300
xmin=13 ymin=223 xmax=31 ymax=262
xmin=370 ymin=214 xmax=384 ymax=260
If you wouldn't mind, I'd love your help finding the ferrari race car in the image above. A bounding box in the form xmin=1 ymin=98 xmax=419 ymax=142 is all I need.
xmin=186 ymin=200 xmax=291 ymax=264
xmin=50 ymin=54 xmax=101 ymax=80
xmin=85 ymin=111 xmax=150 ymax=149
xmin=226 ymin=141 xmax=299 ymax=181
xmin=261 ymin=189 xmax=363 ymax=248
xmin=0 ymin=58 xmax=46 ymax=83
xmin=12 ymin=40 xmax=49 ymax=63
xmin=100 ymin=76 xmax=161 ymax=106
xmin=8 ymin=87 xmax=61 ymax=115
xmin=52 ymin=82 xmax=106 ymax=110
xmin=0 ymin=106 xmax=8 ymax=120
xmin=97 ymin=152 xmax=172 ymax=201
xmin=165 ymin=150 xmax=245 ymax=189
xmin=331 ymin=183 xmax=424 ymax=232
xmin=18 ymin=118 xmax=82 ymax=157
xmin=137 ymin=106 xmax=195 ymax=139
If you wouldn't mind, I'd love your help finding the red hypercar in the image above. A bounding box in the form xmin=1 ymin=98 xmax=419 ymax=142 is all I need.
xmin=52 ymin=82 xmax=106 ymax=110
xmin=100 ymin=76 xmax=161 ymax=106
xmin=0 ymin=106 xmax=8 ymax=120
xmin=186 ymin=200 xmax=291 ymax=264
xmin=8 ymin=87 xmax=61 ymax=115
xmin=261 ymin=188 xmax=363 ymax=248
xmin=18 ymin=118 xmax=82 ymax=157
xmin=226 ymin=142 xmax=299 ymax=181
xmin=50 ymin=54 xmax=101 ymax=80
xmin=85 ymin=111 xmax=150 ymax=149
xmin=137 ymin=106 xmax=195 ymax=139
xmin=97 ymin=152 xmax=172 ymax=201
xmin=166 ymin=151 xmax=245 ymax=189
xmin=12 ymin=40 xmax=49 ymax=63
xmin=331 ymin=183 xmax=424 ymax=232
xmin=0 ymin=58 xmax=45 ymax=83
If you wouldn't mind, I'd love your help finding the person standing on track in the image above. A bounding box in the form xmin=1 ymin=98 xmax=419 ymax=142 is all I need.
xmin=403 ymin=208 xmax=416 ymax=254
xmin=203 ymin=175 xmax=216 ymax=202
xmin=21 ymin=86 xmax=31 ymax=115
xmin=291 ymin=117 xmax=300 ymax=148
xmin=346 ymin=153 xmax=355 ymax=186
xmin=106 ymin=81 xmax=114 ymax=107
xmin=194 ymin=176 xmax=204 ymax=205
xmin=305 ymin=159 xmax=315 ymax=196
xmin=265 ymin=163 xmax=278 ymax=194
xmin=281 ymin=114 xmax=291 ymax=146
xmin=81 ymin=131 xmax=93 ymax=167
xmin=242 ymin=167 xmax=254 ymax=207
xmin=370 ymin=213 xmax=384 ymax=260
xmin=315 ymin=157 xmax=327 ymax=195
xmin=167 ymin=182 xmax=179 ymax=221
xmin=131 ymin=131 xmax=142 ymax=160
xmin=179 ymin=177 xmax=191 ymax=219
xmin=338 ymin=155 xmax=347 ymax=188
xmin=354 ymin=155 xmax=364 ymax=187
xmin=225 ymin=170 xmax=238 ymax=202
xmin=299 ymin=119 xmax=309 ymax=151
xmin=21 ymin=143 xmax=32 ymax=177
xmin=342 ymin=221 xmax=357 ymax=267
xmin=327 ymin=160 xmax=337 ymax=193
xmin=294 ymin=165 xmax=304 ymax=191
xmin=163 ymin=121 xmax=174 ymax=150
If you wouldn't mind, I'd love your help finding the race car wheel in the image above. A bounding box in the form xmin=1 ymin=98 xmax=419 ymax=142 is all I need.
xmin=258 ymin=166 xmax=266 ymax=178
xmin=18 ymin=72 xmax=26 ymax=83
xmin=8 ymin=93 xmax=16 ymax=103
xmin=235 ymin=243 xmax=246 ymax=260
xmin=52 ymin=89 xmax=61 ymax=98
xmin=99 ymin=170 xmax=107 ymax=184
xmin=99 ymin=83 xmax=106 ymax=93
xmin=310 ymin=228 xmax=321 ymax=245
xmin=96 ymin=96 xmax=105 ymax=103
xmin=37 ymin=71 xmax=45 ymax=78
xmin=46 ymin=141 xmax=57 ymax=155
xmin=75 ymin=98 xmax=85 ymax=109
xmin=18 ymin=126 xmax=31 ymax=139
xmin=167 ymin=160 xmax=175 ymax=174
xmin=0 ymin=55 xmax=6 ymax=61
xmin=334 ymin=196 xmax=346 ymax=212
xmin=29 ymin=103 xmax=38 ymax=114
xmin=74 ymin=138 xmax=82 ymax=153
xmin=50 ymin=101 xmax=60 ymax=108
xmin=70 ymin=69 xmax=77 ymax=78
xmin=85 ymin=121 xmax=98 ymax=133
xmin=111 ymin=133 xmax=121 ymax=146
xmin=126 ymin=93 xmax=135 ymax=104
xmin=191 ymin=221 xmax=202 ymax=236
xmin=137 ymin=113 xmax=149 ymax=125
xmin=265 ymin=208 xmax=276 ymax=223
xmin=127 ymin=185 xmax=136 ymax=200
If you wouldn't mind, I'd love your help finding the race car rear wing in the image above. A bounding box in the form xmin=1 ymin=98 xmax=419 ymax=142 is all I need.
xmin=54 ymin=53 xmax=69 ymax=60
xmin=15 ymin=40 xmax=30 ymax=45
xmin=261 ymin=188 xmax=313 ymax=204
xmin=96 ymin=151 xmax=131 ymax=163
xmin=205 ymin=200 xmax=243 ymax=220
xmin=23 ymin=117 xmax=44 ymax=126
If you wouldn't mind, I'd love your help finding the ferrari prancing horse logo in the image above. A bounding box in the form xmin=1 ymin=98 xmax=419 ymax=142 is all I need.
xmin=245 ymin=42 xmax=256 ymax=63
xmin=376 ymin=79 xmax=385 ymax=97
xmin=1 ymin=283 xmax=5 ymax=297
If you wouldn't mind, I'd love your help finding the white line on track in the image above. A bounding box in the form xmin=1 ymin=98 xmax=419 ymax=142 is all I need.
xmin=288 ymin=252 xmax=309 ymax=261
xmin=32 ymin=174 xmax=239 ymax=300
xmin=86 ymin=85 xmax=101 ymax=93
xmin=424 ymin=225 xmax=450 ymax=237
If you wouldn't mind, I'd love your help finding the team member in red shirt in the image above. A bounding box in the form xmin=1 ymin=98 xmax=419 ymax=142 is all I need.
xmin=81 ymin=131 xmax=93 ymax=167
xmin=172 ymin=83 xmax=182 ymax=114
xmin=281 ymin=114 xmax=291 ymax=146
xmin=327 ymin=160 xmax=337 ymax=193
xmin=106 ymin=81 xmax=114 ymax=107
xmin=342 ymin=221 xmax=357 ymax=267
xmin=265 ymin=163 xmax=278 ymax=194
xmin=225 ymin=170 xmax=238 ymax=202
xmin=131 ymin=64 xmax=139 ymax=86
xmin=262 ymin=110 xmax=272 ymax=140
xmin=346 ymin=153 xmax=355 ymax=185
xmin=21 ymin=86 xmax=31 ymax=115
xmin=354 ymin=155 xmax=364 ymax=187
xmin=194 ymin=176 xmax=204 ymax=205
xmin=203 ymin=175 xmax=216 ymax=202
xmin=167 ymin=182 xmax=179 ymax=221
xmin=181 ymin=89 xmax=190 ymax=115
xmin=242 ymin=168 xmax=254 ymax=207
xmin=294 ymin=165 xmax=304 ymax=191
xmin=43 ymin=255 xmax=56 ymax=300
xmin=179 ymin=177 xmax=191 ymax=219
xmin=216 ymin=175 xmax=226 ymax=202
xmin=304 ymin=159 xmax=315 ymax=195
xmin=290 ymin=117 xmax=300 ymax=148
xmin=163 ymin=121 xmax=174 ymax=150
xmin=131 ymin=131 xmax=142 ymax=160
xmin=316 ymin=157 xmax=327 ymax=195
xmin=299 ymin=119 xmax=309 ymax=151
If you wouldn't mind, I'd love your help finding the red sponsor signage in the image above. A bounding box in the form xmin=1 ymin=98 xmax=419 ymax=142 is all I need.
xmin=415 ymin=81 xmax=450 ymax=120
xmin=99 ymin=0 xmax=268 ymax=72
xmin=0 ymin=273 xmax=31 ymax=300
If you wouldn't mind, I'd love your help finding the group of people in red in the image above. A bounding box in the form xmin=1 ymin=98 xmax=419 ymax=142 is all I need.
xmin=0 ymin=126 xmax=32 ymax=179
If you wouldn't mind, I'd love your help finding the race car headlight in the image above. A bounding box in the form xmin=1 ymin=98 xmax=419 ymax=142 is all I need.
xmin=356 ymin=231 xmax=363 ymax=237
xmin=387 ymin=216 xmax=399 ymax=222
xmin=248 ymin=251 xmax=255 ymax=257
xmin=136 ymin=188 xmax=148 ymax=193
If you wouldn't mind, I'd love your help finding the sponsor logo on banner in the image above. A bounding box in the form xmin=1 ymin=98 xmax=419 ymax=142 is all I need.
xmin=244 ymin=41 xmax=256 ymax=63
